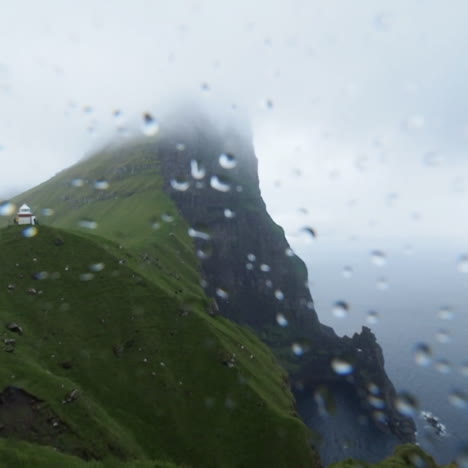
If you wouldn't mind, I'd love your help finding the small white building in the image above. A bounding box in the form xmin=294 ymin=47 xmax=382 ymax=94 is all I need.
xmin=15 ymin=204 xmax=38 ymax=225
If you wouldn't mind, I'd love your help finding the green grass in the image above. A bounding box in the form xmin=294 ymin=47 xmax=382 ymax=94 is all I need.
xmin=0 ymin=225 xmax=319 ymax=467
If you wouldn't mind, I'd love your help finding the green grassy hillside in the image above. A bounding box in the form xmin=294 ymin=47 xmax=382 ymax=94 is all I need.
xmin=0 ymin=225 xmax=319 ymax=467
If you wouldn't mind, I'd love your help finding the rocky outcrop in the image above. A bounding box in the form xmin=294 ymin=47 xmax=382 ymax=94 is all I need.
xmin=153 ymin=112 xmax=415 ymax=458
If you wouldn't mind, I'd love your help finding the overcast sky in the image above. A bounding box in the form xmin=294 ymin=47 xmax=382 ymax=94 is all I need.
xmin=0 ymin=0 xmax=467 ymax=244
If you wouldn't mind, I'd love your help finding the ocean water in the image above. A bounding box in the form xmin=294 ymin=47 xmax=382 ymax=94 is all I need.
xmin=294 ymin=237 xmax=468 ymax=464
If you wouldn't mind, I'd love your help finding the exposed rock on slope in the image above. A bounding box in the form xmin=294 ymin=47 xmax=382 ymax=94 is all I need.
xmin=155 ymin=114 xmax=416 ymax=456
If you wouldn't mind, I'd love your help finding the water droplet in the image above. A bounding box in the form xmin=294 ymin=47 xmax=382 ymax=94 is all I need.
xmin=210 ymin=175 xmax=231 ymax=192
xmin=34 ymin=271 xmax=48 ymax=280
xmin=0 ymin=201 xmax=15 ymax=216
xmin=332 ymin=301 xmax=349 ymax=319
xmin=342 ymin=266 xmax=353 ymax=278
xmin=41 ymin=208 xmax=55 ymax=216
xmin=170 ymin=178 xmax=190 ymax=191
xmin=245 ymin=262 xmax=254 ymax=270
xmin=190 ymin=160 xmax=206 ymax=180
xmin=83 ymin=105 xmax=93 ymax=114
xmin=285 ymin=248 xmax=294 ymax=257
xmin=435 ymin=359 xmax=452 ymax=374
xmin=78 ymin=219 xmax=98 ymax=230
xmin=113 ymin=109 xmax=124 ymax=127
xmin=247 ymin=253 xmax=256 ymax=262
xmin=188 ymin=227 xmax=211 ymax=241
xmin=216 ymin=288 xmax=229 ymax=300
xmin=224 ymin=208 xmax=235 ymax=218
xmin=291 ymin=343 xmax=304 ymax=356
xmin=265 ymin=279 xmax=273 ymax=288
xmin=151 ymin=222 xmax=161 ymax=230
xmin=368 ymin=395 xmax=385 ymax=409
xmin=274 ymin=289 xmax=284 ymax=301
xmin=435 ymin=329 xmax=451 ymax=344
xmin=80 ymin=273 xmax=94 ymax=282
xmin=459 ymin=362 xmax=468 ymax=378
xmin=423 ymin=151 xmax=444 ymax=167
xmin=71 ymin=178 xmax=85 ymax=187
xmin=90 ymin=263 xmax=105 ymax=272
xmin=276 ymin=314 xmax=288 ymax=327
xmin=94 ymin=180 xmax=110 ymax=190
xmin=413 ymin=343 xmax=432 ymax=367
xmin=197 ymin=247 xmax=212 ymax=260
xmin=176 ymin=143 xmax=185 ymax=151
xmin=219 ymin=153 xmax=237 ymax=169
xmin=457 ymin=254 xmax=468 ymax=273
xmin=376 ymin=277 xmax=389 ymax=291
xmin=331 ymin=358 xmax=354 ymax=375
xmin=302 ymin=226 xmax=317 ymax=239
xmin=260 ymin=264 xmax=271 ymax=272
xmin=371 ymin=250 xmax=387 ymax=266
xmin=161 ymin=213 xmax=174 ymax=223
xmin=448 ymin=389 xmax=468 ymax=408
xmin=142 ymin=113 xmax=159 ymax=136
xmin=395 ymin=392 xmax=419 ymax=417
xmin=366 ymin=310 xmax=379 ymax=324
xmin=22 ymin=226 xmax=38 ymax=238
xmin=437 ymin=306 xmax=454 ymax=320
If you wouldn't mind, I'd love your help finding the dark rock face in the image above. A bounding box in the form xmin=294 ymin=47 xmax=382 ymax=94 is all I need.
xmin=155 ymin=114 xmax=415 ymax=459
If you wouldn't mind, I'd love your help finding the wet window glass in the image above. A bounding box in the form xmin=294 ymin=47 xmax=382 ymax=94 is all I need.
xmin=0 ymin=1 xmax=466 ymax=466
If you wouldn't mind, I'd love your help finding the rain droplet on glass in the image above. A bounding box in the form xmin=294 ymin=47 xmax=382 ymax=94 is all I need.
xmin=170 ymin=178 xmax=190 ymax=191
xmin=376 ymin=277 xmax=389 ymax=291
xmin=366 ymin=310 xmax=379 ymax=324
xmin=302 ymin=226 xmax=317 ymax=239
xmin=78 ymin=219 xmax=98 ymax=230
xmin=457 ymin=254 xmax=468 ymax=273
xmin=22 ymin=227 xmax=38 ymax=238
xmin=274 ymin=289 xmax=284 ymax=301
xmin=331 ymin=358 xmax=353 ymax=375
xmin=276 ymin=313 xmax=288 ymax=327
xmin=210 ymin=175 xmax=231 ymax=192
xmin=41 ymin=208 xmax=54 ymax=216
xmin=332 ymin=301 xmax=349 ymax=319
xmin=395 ymin=392 xmax=419 ymax=417
xmin=190 ymin=160 xmax=206 ymax=180
xmin=435 ymin=329 xmax=451 ymax=344
xmin=371 ymin=250 xmax=387 ymax=266
xmin=413 ymin=343 xmax=432 ymax=367
xmin=90 ymin=263 xmax=105 ymax=272
xmin=260 ymin=264 xmax=271 ymax=272
xmin=291 ymin=343 xmax=304 ymax=356
xmin=216 ymin=288 xmax=229 ymax=300
xmin=71 ymin=178 xmax=85 ymax=187
xmin=94 ymin=180 xmax=110 ymax=190
xmin=188 ymin=227 xmax=211 ymax=241
xmin=219 ymin=153 xmax=237 ymax=169
xmin=438 ymin=306 xmax=454 ymax=320
xmin=435 ymin=359 xmax=452 ymax=374
xmin=142 ymin=112 xmax=159 ymax=136
xmin=0 ymin=201 xmax=15 ymax=216
xmin=342 ymin=266 xmax=353 ymax=279
xmin=224 ymin=208 xmax=235 ymax=218
xmin=247 ymin=253 xmax=256 ymax=262
xmin=448 ymin=389 xmax=467 ymax=408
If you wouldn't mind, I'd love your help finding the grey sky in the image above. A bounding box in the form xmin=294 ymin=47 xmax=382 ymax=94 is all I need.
xmin=0 ymin=0 xmax=467 ymax=242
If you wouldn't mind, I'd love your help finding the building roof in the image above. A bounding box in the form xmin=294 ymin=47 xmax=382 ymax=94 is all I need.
xmin=18 ymin=203 xmax=32 ymax=214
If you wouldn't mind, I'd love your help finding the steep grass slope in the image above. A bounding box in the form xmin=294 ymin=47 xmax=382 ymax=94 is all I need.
xmin=0 ymin=225 xmax=319 ymax=467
